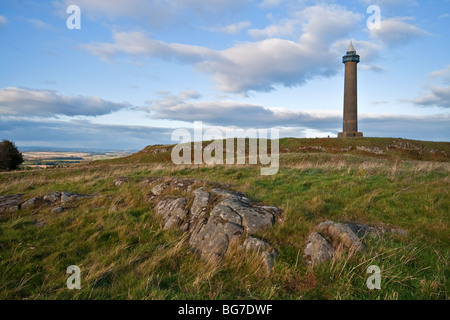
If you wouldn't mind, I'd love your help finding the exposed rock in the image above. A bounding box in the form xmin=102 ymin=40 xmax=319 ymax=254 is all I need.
xmin=220 ymin=198 xmax=274 ymax=235
xmin=241 ymin=237 xmax=278 ymax=272
xmin=8 ymin=204 xmax=20 ymax=212
xmin=21 ymin=197 xmax=42 ymax=209
xmin=210 ymin=202 xmax=242 ymax=226
xmin=390 ymin=228 xmax=409 ymax=236
xmin=188 ymin=188 xmax=211 ymax=247
xmin=152 ymin=147 xmax=169 ymax=154
xmin=61 ymin=192 xmax=90 ymax=204
xmin=190 ymin=188 xmax=210 ymax=219
xmin=52 ymin=207 xmax=65 ymax=213
xmin=114 ymin=177 xmax=128 ymax=186
xmin=34 ymin=219 xmax=47 ymax=227
xmin=171 ymin=178 xmax=197 ymax=191
xmin=261 ymin=251 xmax=277 ymax=272
xmin=43 ymin=192 xmax=61 ymax=204
xmin=191 ymin=216 xmax=244 ymax=261
xmin=344 ymin=222 xmax=408 ymax=237
xmin=155 ymin=197 xmax=189 ymax=231
xmin=242 ymin=236 xmax=270 ymax=252
xmin=149 ymin=179 xmax=282 ymax=271
xmin=356 ymin=146 xmax=384 ymax=155
xmin=303 ymin=232 xmax=335 ymax=266
xmin=141 ymin=177 xmax=164 ymax=186
xmin=317 ymin=220 xmax=365 ymax=253
xmin=1 ymin=191 xmax=91 ymax=214
xmin=151 ymin=182 xmax=170 ymax=196
xmin=258 ymin=206 xmax=284 ymax=223
xmin=304 ymin=220 xmax=408 ymax=266
xmin=211 ymin=188 xmax=245 ymax=200
xmin=0 ymin=194 xmax=23 ymax=213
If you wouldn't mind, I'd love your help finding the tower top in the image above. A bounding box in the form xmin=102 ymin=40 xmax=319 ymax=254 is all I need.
xmin=347 ymin=42 xmax=356 ymax=53
xmin=343 ymin=41 xmax=360 ymax=64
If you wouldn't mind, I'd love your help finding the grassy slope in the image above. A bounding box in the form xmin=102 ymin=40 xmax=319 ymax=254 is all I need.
xmin=0 ymin=138 xmax=448 ymax=300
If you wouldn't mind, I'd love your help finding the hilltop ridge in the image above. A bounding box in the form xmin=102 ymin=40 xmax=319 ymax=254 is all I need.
xmin=102 ymin=138 xmax=450 ymax=166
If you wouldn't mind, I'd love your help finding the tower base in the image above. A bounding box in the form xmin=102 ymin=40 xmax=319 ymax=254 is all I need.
xmin=338 ymin=132 xmax=363 ymax=138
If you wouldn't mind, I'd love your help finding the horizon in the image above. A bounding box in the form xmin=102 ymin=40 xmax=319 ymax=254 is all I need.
xmin=1 ymin=0 xmax=449 ymax=149
xmin=16 ymin=136 xmax=450 ymax=155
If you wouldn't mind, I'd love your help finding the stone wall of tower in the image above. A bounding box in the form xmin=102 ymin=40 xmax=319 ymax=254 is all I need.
xmin=339 ymin=43 xmax=363 ymax=139
xmin=343 ymin=61 xmax=358 ymax=133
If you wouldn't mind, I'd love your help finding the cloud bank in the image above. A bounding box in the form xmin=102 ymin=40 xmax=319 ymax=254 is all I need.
xmin=141 ymin=91 xmax=450 ymax=141
xmin=410 ymin=66 xmax=450 ymax=108
xmin=82 ymin=4 xmax=428 ymax=94
xmin=0 ymin=87 xmax=131 ymax=117
xmin=0 ymin=117 xmax=173 ymax=150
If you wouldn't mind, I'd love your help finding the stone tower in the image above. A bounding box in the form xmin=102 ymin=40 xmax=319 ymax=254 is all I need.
xmin=338 ymin=42 xmax=363 ymax=138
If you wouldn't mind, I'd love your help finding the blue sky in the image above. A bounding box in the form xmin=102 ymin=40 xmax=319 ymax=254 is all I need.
xmin=0 ymin=0 xmax=449 ymax=150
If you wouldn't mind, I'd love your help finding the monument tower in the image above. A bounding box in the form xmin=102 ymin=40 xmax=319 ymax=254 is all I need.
xmin=338 ymin=42 xmax=363 ymax=138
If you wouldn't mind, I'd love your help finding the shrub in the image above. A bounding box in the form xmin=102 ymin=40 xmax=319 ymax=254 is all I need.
xmin=0 ymin=139 xmax=24 ymax=171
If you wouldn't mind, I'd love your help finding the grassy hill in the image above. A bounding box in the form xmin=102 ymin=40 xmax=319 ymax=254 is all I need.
xmin=0 ymin=138 xmax=448 ymax=300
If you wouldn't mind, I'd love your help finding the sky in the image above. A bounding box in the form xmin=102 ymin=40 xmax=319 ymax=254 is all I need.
xmin=0 ymin=0 xmax=449 ymax=150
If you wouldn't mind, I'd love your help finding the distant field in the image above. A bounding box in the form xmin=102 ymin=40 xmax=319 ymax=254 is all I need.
xmin=21 ymin=151 xmax=134 ymax=168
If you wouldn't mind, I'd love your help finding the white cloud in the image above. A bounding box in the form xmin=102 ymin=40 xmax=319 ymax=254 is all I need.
xmin=83 ymin=4 xmax=370 ymax=94
xmin=360 ymin=64 xmax=387 ymax=72
xmin=410 ymin=86 xmax=450 ymax=108
xmin=0 ymin=87 xmax=131 ymax=117
xmin=211 ymin=21 xmax=251 ymax=35
xmin=55 ymin=0 xmax=253 ymax=27
xmin=248 ymin=19 xmax=299 ymax=39
xmin=82 ymin=31 xmax=216 ymax=63
xmin=359 ymin=0 xmax=419 ymax=8
xmin=367 ymin=17 xmax=429 ymax=46
xmin=0 ymin=15 xmax=8 ymax=27
xmin=259 ymin=0 xmax=284 ymax=9
xmin=409 ymin=66 xmax=450 ymax=109
xmin=81 ymin=4 xmax=424 ymax=95
xmin=371 ymin=100 xmax=388 ymax=105
xmin=142 ymin=91 xmax=450 ymax=140
xmin=27 ymin=18 xmax=53 ymax=30
xmin=145 ymin=91 xmax=341 ymax=129
xmin=429 ymin=65 xmax=450 ymax=84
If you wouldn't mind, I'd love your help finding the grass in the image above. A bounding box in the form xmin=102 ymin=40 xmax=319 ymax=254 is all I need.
xmin=0 ymin=138 xmax=448 ymax=300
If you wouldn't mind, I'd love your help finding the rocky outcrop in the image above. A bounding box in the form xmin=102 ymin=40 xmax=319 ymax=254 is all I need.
xmin=113 ymin=177 xmax=128 ymax=186
xmin=304 ymin=232 xmax=335 ymax=266
xmin=146 ymin=178 xmax=282 ymax=272
xmin=344 ymin=221 xmax=408 ymax=237
xmin=0 ymin=194 xmax=23 ymax=213
xmin=304 ymin=220 xmax=407 ymax=266
xmin=241 ymin=237 xmax=279 ymax=272
xmin=156 ymin=197 xmax=190 ymax=231
xmin=0 ymin=191 xmax=91 ymax=214
xmin=317 ymin=220 xmax=365 ymax=253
